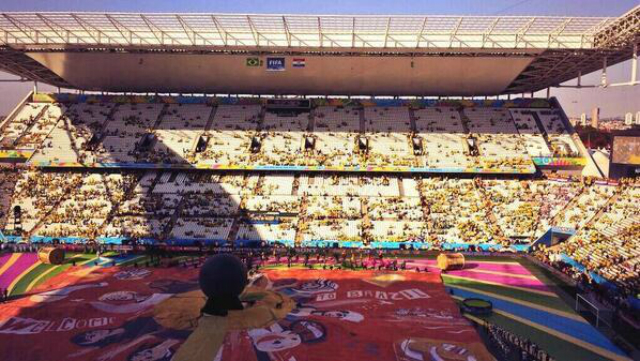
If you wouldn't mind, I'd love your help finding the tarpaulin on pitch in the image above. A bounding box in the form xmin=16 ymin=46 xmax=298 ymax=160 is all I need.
xmin=0 ymin=266 xmax=492 ymax=361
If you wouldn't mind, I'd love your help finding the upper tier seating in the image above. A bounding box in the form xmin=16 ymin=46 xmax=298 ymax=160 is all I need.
xmin=150 ymin=104 xmax=212 ymax=163
xmin=509 ymin=109 xmax=553 ymax=157
xmin=32 ymin=103 xmax=114 ymax=163
xmin=258 ymin=111 xmax=308 ymax=166
xmin=97 ymin=104 xmax=164 ymax=163
xmin=196 ymin=105 xmax=261 ymax=166
xmin=311 ymin=106 xmax=361 ymax=167
xmin=7 ymin=100 xmax=588 ymax=174
xmin=0 ymin=103 xmax=48 ymax=147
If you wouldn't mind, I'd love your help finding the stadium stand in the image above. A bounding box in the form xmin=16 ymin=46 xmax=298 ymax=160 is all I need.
xmin=20 ymin=97 xmax=585 ymax=174
xmin=0 ymin=96 xmax=636 ymax=270
xmin=1 ymin=96 xmax=637 ymax=293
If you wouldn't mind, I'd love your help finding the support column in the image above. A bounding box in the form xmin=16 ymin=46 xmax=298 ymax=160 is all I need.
xmin=631 ymin=43 xmax=638 ymax=84
xmin=577 ymin=71 xmax=582 ymax=87
xmin=601 ymin=57 xmax=608 ymax=87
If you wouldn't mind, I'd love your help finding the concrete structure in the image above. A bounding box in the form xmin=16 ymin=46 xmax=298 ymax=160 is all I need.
xmin=625 ymin=112 xmax=634 ymax=125
xmin=0 ymin=8 xmax=638 ymax=96
xmin=592 ymin=107 xmax=600 ymax=129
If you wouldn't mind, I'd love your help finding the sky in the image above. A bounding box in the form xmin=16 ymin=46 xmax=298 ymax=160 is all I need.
xmin=0 ymin=0 xmax=639 ymax=117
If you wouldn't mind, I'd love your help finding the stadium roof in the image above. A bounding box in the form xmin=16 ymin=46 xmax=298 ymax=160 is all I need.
xmin=0 ymin=13 xmax=619 ymax=49
xmin=0 ymin=7 xmax=638 ymax=95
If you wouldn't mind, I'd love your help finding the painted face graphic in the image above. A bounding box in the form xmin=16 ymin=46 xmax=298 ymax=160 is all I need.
xmin=292 ymin=279 xmax=338 ymax=295
xmin=30 ymin=282 xmax=108 ymax=303
xmin=128 ymin=347 xmax=173 ymax=361
xmin=127 ymin=340 xmax=179 ymax=361
xmin=400 ymin=339 xmax=478 ymax=361
xmin=78 ymin=329 xmax=116 ymax=345
xmin=289 ymin=320 xmax=326 ymax=343
xmin=253 ymin=331 xmax=302 ymax=352
xmin=114 ymin=269 xmax=151 ymax=280
xmin=319 ymin=310 xmax=347 ymax=318
xmin=430 ymin=343 xmax=476 ymax=361
xmin=148 ymin=279 xmax=198 ymax=293
xmin=99 ymin=291 xmax=149 ymax=302
xmin=313 ymin=310 xmax=364 ymax=323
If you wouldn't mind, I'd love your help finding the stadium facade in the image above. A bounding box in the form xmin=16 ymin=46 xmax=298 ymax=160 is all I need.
xmin=0 ymin=8 xmax=638 ymax=95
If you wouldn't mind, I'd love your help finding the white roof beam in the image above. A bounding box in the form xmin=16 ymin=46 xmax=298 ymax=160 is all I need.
xmin=450 ymin=17 xmax=464 ymax=48
xmin=483 ymin=18 xmax=501 ymax=48
xmin=246 ymin=16 xmax=260 ymax=46
xmin=35 ymin=14 xmax=73 ymax=43
xmin=140 ymin=15 xmax=166 ymax=45
xmin=177 ymin=15 xmax=215 ymax=46
xmin=384 ymin=17 xmax=391 ymax=48
xmin=282 ymin=16 xmax=292 ymax=47
xmin=416 ymin=17 xmax=428 ymax=48
xmin=1 ymin=14 xmax=51 ymax=44
xmin=515 ymin=17 xmax=537 ymax=48
xmin=105 ymin=14 xmax=136 ymax=45
xmin=210 ymin=16 xmax=228 ymax=47
xmin=70 ymin=14 xmax=115 ymax=45
xmin=318 ymin=17 xmax=323 ymax=47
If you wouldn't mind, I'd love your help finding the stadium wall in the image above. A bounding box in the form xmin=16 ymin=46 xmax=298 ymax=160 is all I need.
xmin=31 ymin=92 xmax=553 ymax=108
xmin=26 ymin=52 xmax=534 ymax=96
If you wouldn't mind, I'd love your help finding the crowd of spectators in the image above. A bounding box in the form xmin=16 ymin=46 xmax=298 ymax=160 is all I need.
xmin=1 ymin=98 xmax=638 ymax=301
xmin=535 ymin=178 xmax=640 ymax=296
xmin=1 ymin=168 xmax=637 ymax=295
xmin=6 ymin=100 xmax=584 ymax=173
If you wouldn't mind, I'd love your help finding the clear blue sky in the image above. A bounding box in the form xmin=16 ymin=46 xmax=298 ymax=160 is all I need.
xmin=1 ymin=0 xmax=639 ymax=117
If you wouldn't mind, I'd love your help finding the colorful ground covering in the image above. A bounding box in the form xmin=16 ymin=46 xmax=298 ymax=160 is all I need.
xmin=266 ymin=257 xmax=631 ymax=361
xmin=420 ymin=259 xmax=630 ymax=361
xmin=0 ymin=253 xmax=491 ymax=361
xmin=0 ymin=252 xmax=631 ymax=361
xmin=0 ymin=252 xmax=146 ymax=297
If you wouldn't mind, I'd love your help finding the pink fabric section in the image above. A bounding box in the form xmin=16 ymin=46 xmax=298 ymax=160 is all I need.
xmin=0 ymin=254 xmax=12 ymax=269
xmin=445 ymin=270 xmax=552 ymax=293
xmin=406 ymin=259 xmax=552 ymax=293
xmin=465 ymin=262 xmax=534 ymax=276
xmin=0 ymin=253 xmax=38 ymax=290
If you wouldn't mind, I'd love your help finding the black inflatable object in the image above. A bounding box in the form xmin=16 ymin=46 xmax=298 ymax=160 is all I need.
xmin=199 ymin=254 xmax=248 ymax=316
xmin=461 ymin=298 xmax=493 ymax=316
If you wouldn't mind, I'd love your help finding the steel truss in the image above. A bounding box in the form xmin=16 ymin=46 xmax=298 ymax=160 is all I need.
xmin=0 ymin=13 xmax=618 ymax=49
xmin=0 ymin=46 xmax=70 ymax=87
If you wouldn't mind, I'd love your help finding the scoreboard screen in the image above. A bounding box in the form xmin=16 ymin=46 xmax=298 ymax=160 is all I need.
xmin=611 ymin=136 xmax=640 ymax=165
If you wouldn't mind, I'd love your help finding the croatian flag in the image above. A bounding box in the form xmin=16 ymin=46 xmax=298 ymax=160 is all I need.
xmin=292 ymin=58 xmax=306 ymax=68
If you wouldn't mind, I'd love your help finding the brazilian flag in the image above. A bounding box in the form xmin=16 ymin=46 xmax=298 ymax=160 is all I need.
xmin=246 ymin=57 xmax=260 ymax=67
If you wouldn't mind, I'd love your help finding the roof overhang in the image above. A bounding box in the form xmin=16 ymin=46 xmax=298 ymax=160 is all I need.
xmin=0 ymin=8 xmax=638 ymax=95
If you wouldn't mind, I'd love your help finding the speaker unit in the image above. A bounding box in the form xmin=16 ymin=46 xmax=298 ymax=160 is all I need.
xmin=305 ymin=136 xmax=316 ymax=150
xmin=412 ymin=136 xmax=423 ymax=155
xmin=250 ymin=136 xmax=262 ymax=153
xmin=196 ymin=135 xmax=209 ymax=153
xmin=357 ymin=136 xmax=368 ymax=153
